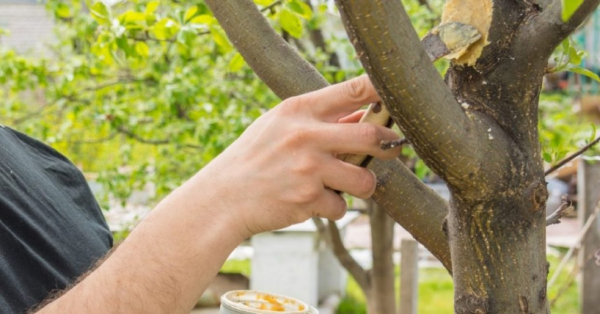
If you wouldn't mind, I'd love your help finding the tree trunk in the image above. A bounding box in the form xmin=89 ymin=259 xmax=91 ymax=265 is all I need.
xmin=368 ymin=201 xmax=397 ymax=314
xmin=334 ymin=1 xmax=598 ymax=313
xmin=205 ymin=0 xmax=600 ymax=312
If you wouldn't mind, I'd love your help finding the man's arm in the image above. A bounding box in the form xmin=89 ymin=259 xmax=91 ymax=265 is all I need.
xmin=36 ymin=75 xmax=401 ymax=314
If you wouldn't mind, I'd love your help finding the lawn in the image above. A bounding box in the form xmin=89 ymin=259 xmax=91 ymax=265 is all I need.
xmin=220 ymin=254 xmax=579 ymax=313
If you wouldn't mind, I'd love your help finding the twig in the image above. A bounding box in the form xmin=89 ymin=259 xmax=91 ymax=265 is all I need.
xmin=381 ymin=138 xmax=409 ymax=151
xmin=116 ymin=126 xmax=202 ymax=149
xmin=546 ymin=196 xmax=575 ymax=226
xmin=550 ymin=252 xmax=597 ymax=307
xmin=596 ymin=249 xmax=600 ymax=267
xmin=311 ymin=218 xmax=370 ymax=291
xmin=548 ymin=194 xmax=600 ymax=287
xmin=545 ymin=135 xmax=600 ymax=176
xmin=260 ymin=0 xmax=282 ymax=13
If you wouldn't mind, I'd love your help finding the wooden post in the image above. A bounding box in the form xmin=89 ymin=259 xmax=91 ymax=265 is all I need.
xmin=577 ymin=159 xmax=600 ymax=314
xmin=399 ymin=238 xmax=419 ymax=314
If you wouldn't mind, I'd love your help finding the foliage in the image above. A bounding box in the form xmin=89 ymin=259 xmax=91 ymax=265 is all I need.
xmin=549 ymin=39 xmax=600 ymax=83
xmin=539 ymin=93 xmax=599 ymax=166
xmin=562 ymin=0 xmax=585 ymax=22
xmin=0 ymin=0 xmax=598 ymax=209
xmin=0 ymin=0 xmax=440 ymax=205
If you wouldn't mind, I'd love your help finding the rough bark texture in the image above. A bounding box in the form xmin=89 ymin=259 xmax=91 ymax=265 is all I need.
xmin=334 ymin=0 xmax=599 ymax=313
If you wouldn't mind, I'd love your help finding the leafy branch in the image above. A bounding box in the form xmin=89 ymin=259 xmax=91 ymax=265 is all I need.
xmin=545 ymin=134 xmax=600 ymax=176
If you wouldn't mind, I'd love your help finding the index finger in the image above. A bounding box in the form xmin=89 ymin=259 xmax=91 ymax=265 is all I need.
xmin=296 ymin=75 xmax=381 ymax=122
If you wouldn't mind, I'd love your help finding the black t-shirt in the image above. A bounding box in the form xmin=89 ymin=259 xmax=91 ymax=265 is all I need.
xmin=0 ymin=126 xmax=113 ymax=313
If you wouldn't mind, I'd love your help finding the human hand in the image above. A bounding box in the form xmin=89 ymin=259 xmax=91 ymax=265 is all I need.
xmin=197 ymin=75 xmax=401 ymax=237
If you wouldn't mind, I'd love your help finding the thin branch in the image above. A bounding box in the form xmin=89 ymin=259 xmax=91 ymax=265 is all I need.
xmin=518 ymin=0 xmax=600 ymax=57
xmin=381 ymin=138 xmax=409 ymax=151
xmin=546 ymin=196 xmax=575 ymax=226
xmin=207 ymin=0 xmax=452 ymax=271
xmin=116 ymin=126 xmax=202 ymax=149
xmin=550 ymin=251 xmax=598 ymax=306
xmin=326 ymin=219 xmax=371 ymax=291
xmin=548 ymin=194 xmax=600 ymax=287
xmin=368 ymin=158 xmax=452 ymax=272
xmin=334 ymin=0 xmax=488 ymax=187
xmin=545 ymin=135 xmax=600 ymax=176
xmin=127 ymin=31 xmax=211 ymax=43
xmin=205 ymin=0 xmax=329 ymax=99
xmin=312 ymin=218 xmax=370 ymax=291
xmin=259 ymin=0 xmax=282 ymax=13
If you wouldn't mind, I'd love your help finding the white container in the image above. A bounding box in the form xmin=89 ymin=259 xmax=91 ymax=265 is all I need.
xmin=220 ymin=290 xmax=318 ymax=314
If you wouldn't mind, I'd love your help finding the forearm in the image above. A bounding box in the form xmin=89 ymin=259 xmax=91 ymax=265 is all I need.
xmin=37 ymin=172 xmax=245 ymax=314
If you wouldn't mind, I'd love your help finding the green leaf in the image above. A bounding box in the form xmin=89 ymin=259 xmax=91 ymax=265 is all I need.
xmin=153 ymin=18 xmax=180 ymax=40
xmin=591 ymin=124 xmax=597 ymax=143
xmin=228 ymin=53 xmax=246 ymax=72
xmin=184 ymin=6 xmax=198 ymax=23
xmin=55 ymin=3 xmax=72 ymax=19
xmin=561 ymin=0 xmax=584 ymax=22
xmin=569 ymin=66 xmax=600 ymax=83
xmin=135 ymin=41 xmax=149 ymax=57
xmin=119 ymin=11 xmax=146 ymax=30
xmin=210 ymin=28 xmax=233 ymax=51
xmin=145 ymin=1 xmax=160 ymax=15
xmin=255 ymin=0 xmax=276 ymax=6
xmin=279 ymin=9 xmax=303 ymax=38
xmin=90 ymin=2 xmax=111 ymax=25
xmin=189 ymin=15 xmax=214 ymax=26
xmin=288 ymin=0 xmax=312 ymax=19
xmin=543 ymin=152 xmax=553 ymax=163
xmin=568 ymin=47 xmax=583 ymax=65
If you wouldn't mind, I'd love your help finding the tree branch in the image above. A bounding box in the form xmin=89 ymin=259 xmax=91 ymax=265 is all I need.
xmin=368 ymin=158 xmax=452 ymax=272
xmin=204 ymin=0 xmax=329 ymax=99
xmin=208 ymin=0 xmax=452 ymax=270
xmin=546 ymin=135 xmax=600 ymax=176
xmin=546 ymin=196 xmax=574 ymax=226
xmin=519 ymin=0 xmax=600 ymax=57
xmin=116 ymin=126 xmax=202 ymax=149
xmin=312 ymin=218 xmax=371 ymax=291
xmin=334 ymin=0 xmax=485 ymax=187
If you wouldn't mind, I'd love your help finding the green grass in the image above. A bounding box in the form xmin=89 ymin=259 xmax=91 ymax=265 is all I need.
xmin=221 ymin=254 xmax=580 ymax=313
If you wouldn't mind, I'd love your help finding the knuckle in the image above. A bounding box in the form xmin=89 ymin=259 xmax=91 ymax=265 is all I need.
xmin=356 ymin=169 xmax=376 ymax=198
xmin=330 ymin=197 xmax=347 ymax=220
xmin=292 ymin=156 xmax=318 ymax=176
xmin=345 ymin=77 xmax=368 ymax=101
xmin=284 ymin=126 xmax=316 ymax=148
xmin=293 ymin=185 xmax=321 ymax=205
xmin=356 ymin=124 xmax=380 ymax=144
xmin=277 ymin=97 xmax=302 ymax=117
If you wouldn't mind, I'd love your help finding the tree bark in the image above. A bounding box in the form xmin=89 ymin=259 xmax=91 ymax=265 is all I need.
xmin=333 ymin=1 xmax=599 ymax=313
xmin=368 ymin=201 xmax=397 ymax=314
xmin=205 ymin=0 xmax=452 ymax=270
xmin=204 ymin=0 xmax=600 ymax=312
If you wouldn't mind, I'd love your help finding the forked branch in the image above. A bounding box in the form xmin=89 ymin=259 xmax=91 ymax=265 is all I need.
xmin=334 ymin=0 xmax=482 ymax=186
xmin=206 ymin=0 xmax=452 ymax=269
xmin=520 ymin=0 xmax=600 ymax=57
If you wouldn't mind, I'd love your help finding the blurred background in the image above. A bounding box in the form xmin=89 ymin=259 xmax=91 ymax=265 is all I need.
xmin=1 ymin=0 xmax=599 ymax=313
